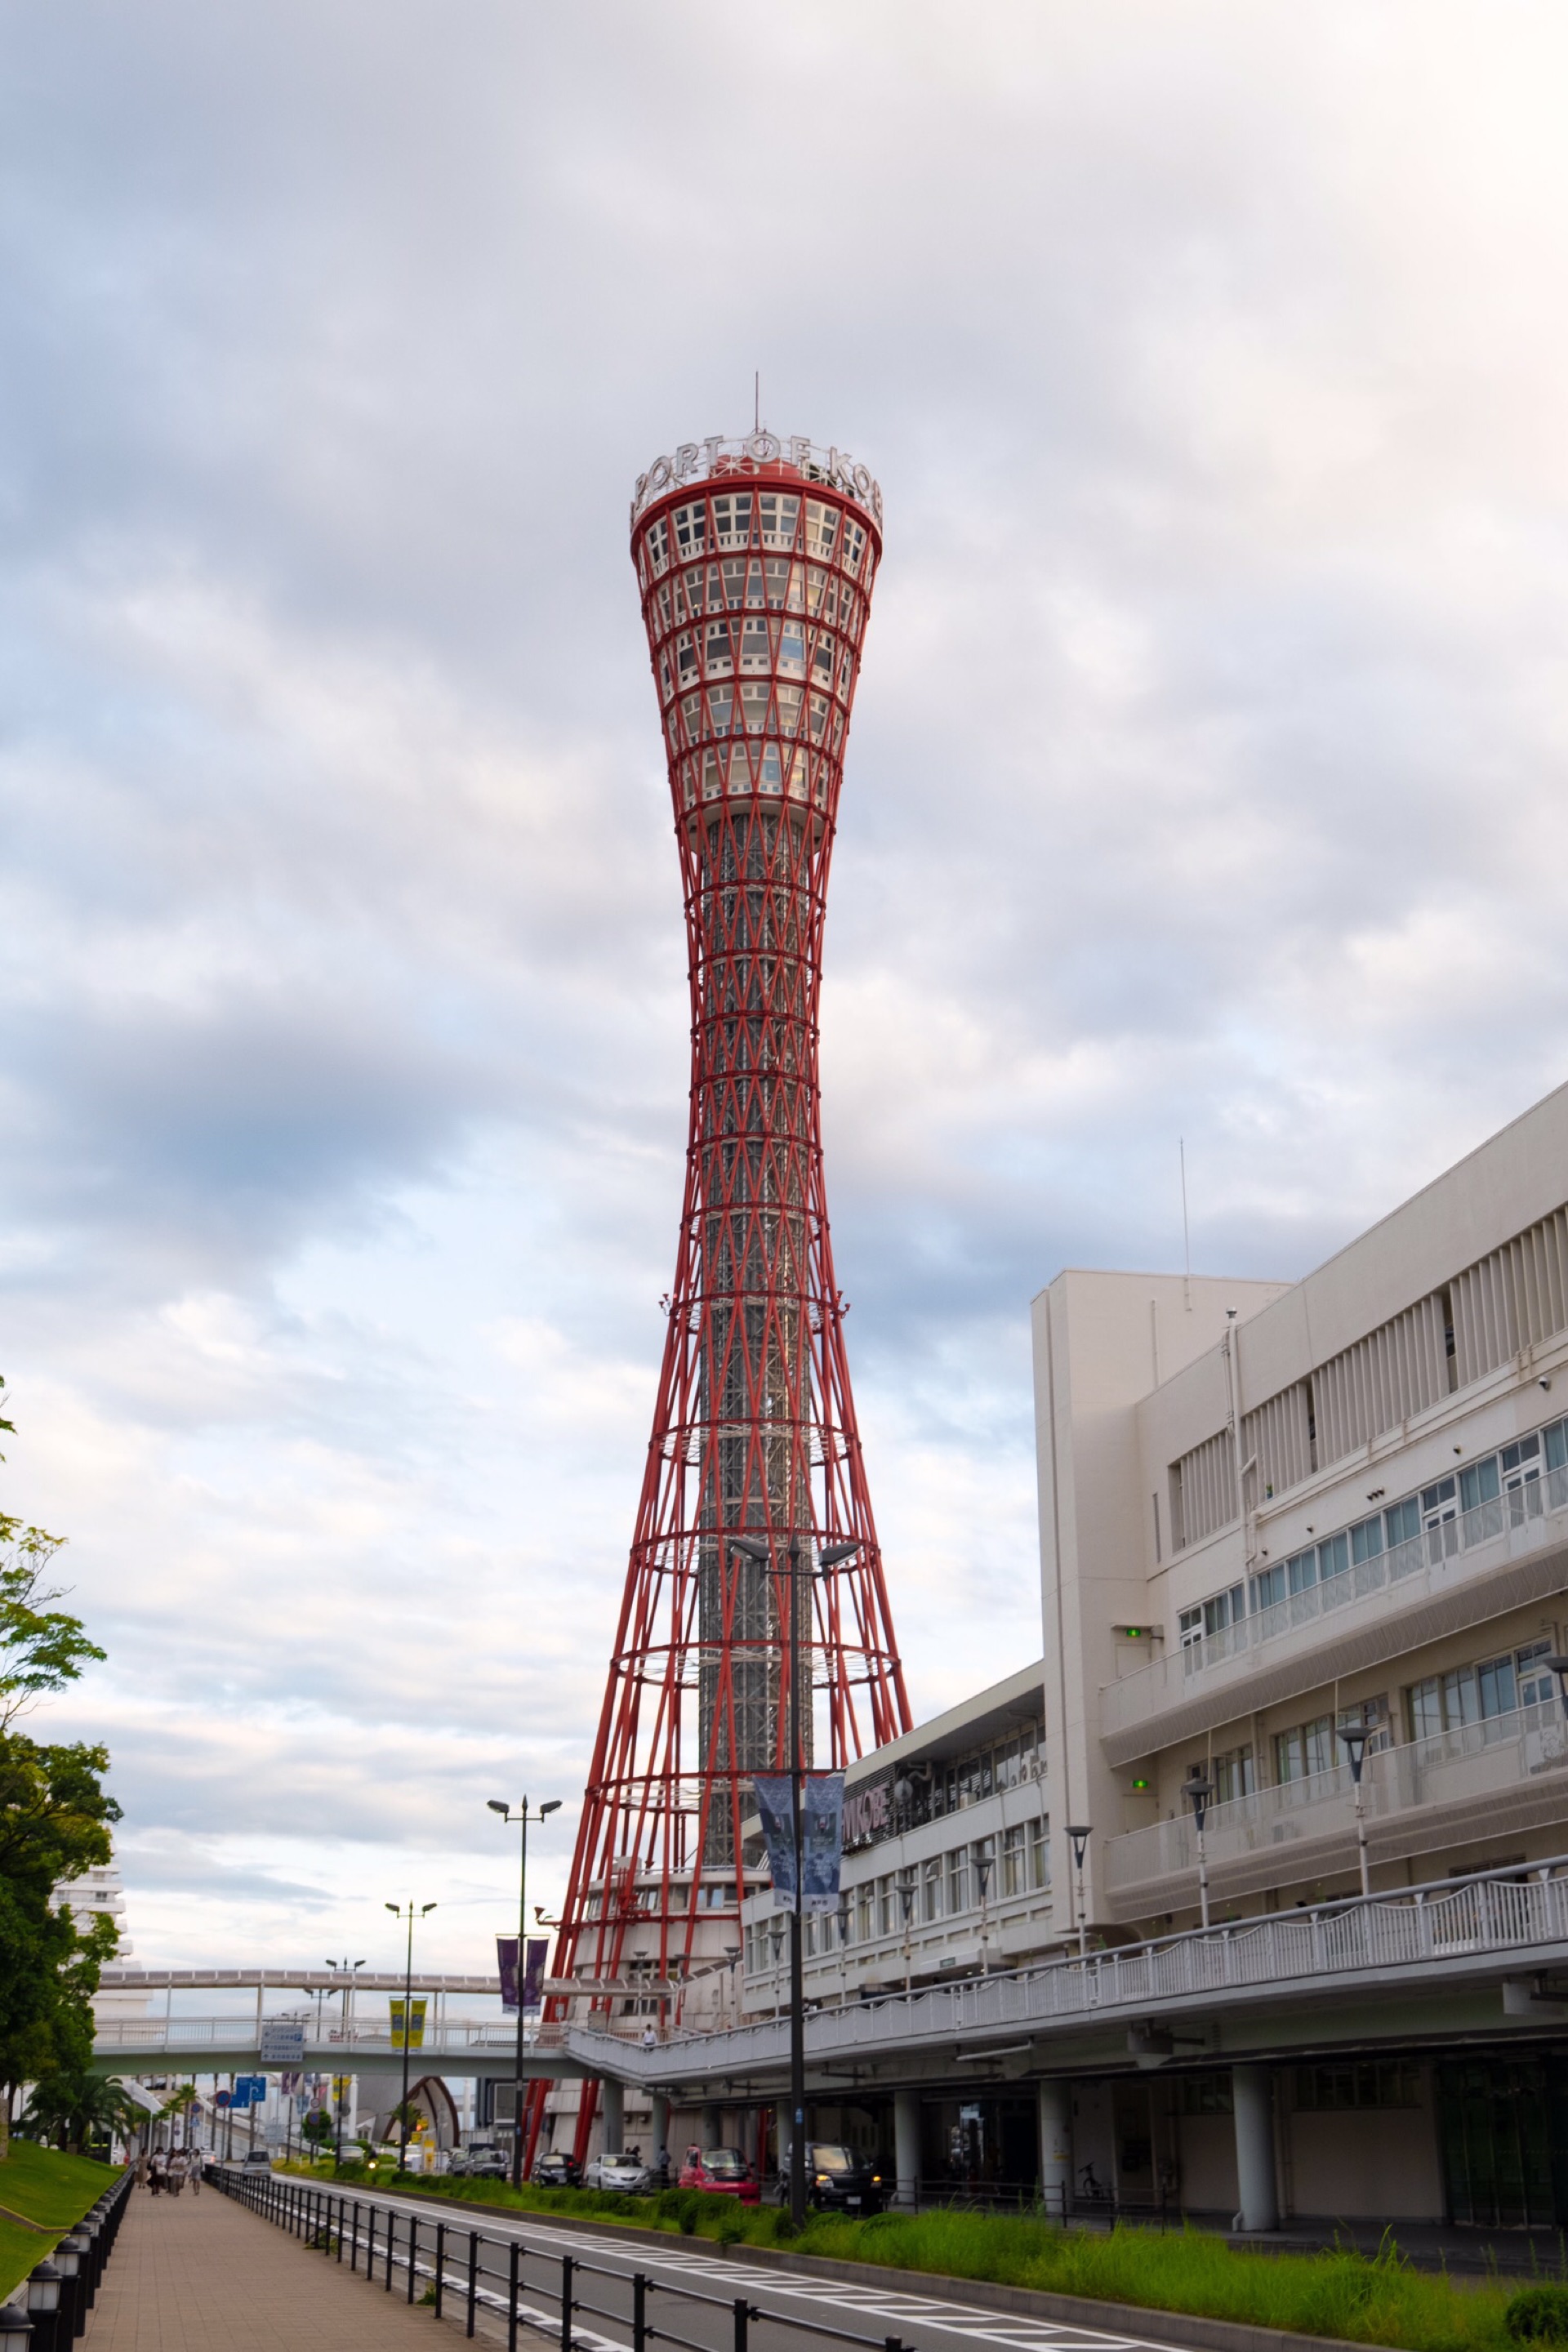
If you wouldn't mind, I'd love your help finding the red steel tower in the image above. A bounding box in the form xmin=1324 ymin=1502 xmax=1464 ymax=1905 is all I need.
xmin=546 ymin=430 xmax=910 ymax=2149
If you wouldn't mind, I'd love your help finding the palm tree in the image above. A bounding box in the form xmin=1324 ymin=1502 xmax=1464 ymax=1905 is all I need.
xmin=20 ymin=2071 xmax=145 ymax=2155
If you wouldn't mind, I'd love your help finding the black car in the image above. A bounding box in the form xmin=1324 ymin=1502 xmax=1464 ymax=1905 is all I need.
xmin=804 ymin=2141 xmax=884 ymax=2214
xmin=532 ymin=2150 xmax=583 ymax=2189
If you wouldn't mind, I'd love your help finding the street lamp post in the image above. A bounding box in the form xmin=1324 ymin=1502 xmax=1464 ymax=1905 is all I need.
xmin=326 ymin=1958 xmax=365 ymax=2166
xmin=1337 ymin=1727 xmax=1372 ymax=1900
xmin=974 ymin=1846 xmax=994 ymax=1976
xmin=733 ymin=1531 xmax=858 ymax=2233
xmin=1066 ymin=1825 xmax=1092 ymax=1958
xmin=1183 ymin=1773 xmax=1215 ymax=1930
xmin=385 ymin=1900 xmax=437 ymax=2176
xmin=488 ymin=1797 xmax=563 ymax=2189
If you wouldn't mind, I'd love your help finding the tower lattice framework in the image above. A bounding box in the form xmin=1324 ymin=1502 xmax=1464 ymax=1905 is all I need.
xmin=546 ymin=435 xmax=910 ymax=2155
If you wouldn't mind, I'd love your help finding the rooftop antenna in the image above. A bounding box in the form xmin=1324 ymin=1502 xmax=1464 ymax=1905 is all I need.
xmin=1180 ymin=1138 xmax=1192 ymax=1312
xmin=754 ymin=370 xmax=760 ymax=433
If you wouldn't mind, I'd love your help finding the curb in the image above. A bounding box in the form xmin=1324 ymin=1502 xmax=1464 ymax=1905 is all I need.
xmin=383 ymin=2189 xmax=1381 ymax=2352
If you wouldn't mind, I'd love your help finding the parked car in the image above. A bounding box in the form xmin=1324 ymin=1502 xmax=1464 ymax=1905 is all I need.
xmin=677 ymin=2146 xmax=760 ymax=2204
xmin=451 ymin=2140 xmax=509 ymax=2180
xmin=532 ymin=2150 xmax=583 ymax=2189
xmin=801 ymin=2142 xmax=884 ymax=2215
xmin=585 ymin=2152 xmax=653 ymax=2194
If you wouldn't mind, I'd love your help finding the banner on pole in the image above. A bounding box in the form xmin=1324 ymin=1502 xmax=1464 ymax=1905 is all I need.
xmin=752 ymin=1774 xmax=845 ymax=1913
xmin=498 ymin=1936 xmax=549 ymax=2012
xmin=390 ymin=1996 xmax=426 ymax=2051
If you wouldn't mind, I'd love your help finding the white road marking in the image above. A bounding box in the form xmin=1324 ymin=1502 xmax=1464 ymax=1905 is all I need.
xmin=363 ymin=2194 xmax=1183 ymax=2352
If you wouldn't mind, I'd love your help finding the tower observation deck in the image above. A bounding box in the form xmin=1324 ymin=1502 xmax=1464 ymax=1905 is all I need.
xmin=541 ymin=432 xmax=911 ymax=2159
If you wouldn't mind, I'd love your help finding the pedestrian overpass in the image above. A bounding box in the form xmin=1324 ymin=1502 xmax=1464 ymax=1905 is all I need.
xmin=92 ymin=1858 xmax=1568 ymax=2096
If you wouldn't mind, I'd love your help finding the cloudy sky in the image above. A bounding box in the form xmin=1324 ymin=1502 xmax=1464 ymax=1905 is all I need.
xmin=5 ymin=1 xmax=1568 ymax=1973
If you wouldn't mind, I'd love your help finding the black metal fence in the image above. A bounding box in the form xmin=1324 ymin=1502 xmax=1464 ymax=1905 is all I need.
xmin=211 ymin=2167 xmax=920 ymax=2352
xmin=12 ymin=2163 xmax=135 ymax=2349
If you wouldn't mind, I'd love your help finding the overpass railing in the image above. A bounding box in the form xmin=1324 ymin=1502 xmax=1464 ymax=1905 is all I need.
xmin=572 ymin=1855 xmax=1568 ymax=2078
xmin=212 ymin=2165 xmax=922 ymax=2352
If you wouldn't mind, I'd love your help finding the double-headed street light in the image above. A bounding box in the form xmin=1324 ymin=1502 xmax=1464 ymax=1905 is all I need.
xmin=488 ymin=1797 xmax=563 ymax=2188
xmin=732 ymin=1530 xmax=858 ymax=2234
xmin=385 ymin=1900 xmax=437 ymax=2176
xmin=325 ymin=1958 xmax=365 ymax=2166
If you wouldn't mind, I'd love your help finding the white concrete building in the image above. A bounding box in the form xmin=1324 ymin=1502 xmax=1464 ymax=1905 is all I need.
xmin=1036 ymin=1080 xmax=1568 ymax=1940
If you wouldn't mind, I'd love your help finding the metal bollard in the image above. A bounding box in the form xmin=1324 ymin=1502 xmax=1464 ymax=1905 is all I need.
xmin=385 ymin=2211 xmax=396 ymax=2292
xmin=466 ymin=2230 xmax=479 ymax=2339
xmin=352 ymin=2199 xmax=362 ymax=2273
xmin=434 ymin=2222 xmax=446 ymax=2318
xmin=408 ymin=2217 xmax=419 ymax=2304
xmin=510 ymin=2241 xmax=522 ymax=2352
xmin=633 ymin=2272 xmax=648 ymax=2352
xmin=733 ymin=2297 xmax=752 ymax=2352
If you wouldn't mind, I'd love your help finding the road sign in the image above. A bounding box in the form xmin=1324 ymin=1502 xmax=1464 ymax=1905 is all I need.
xmin=260 ymin=2020 xmax=305 ymax=2065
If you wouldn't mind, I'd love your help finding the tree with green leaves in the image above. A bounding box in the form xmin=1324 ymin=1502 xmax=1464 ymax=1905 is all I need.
xmin=18 ymin=2069 xmax=143 ymax=2156
xmin=0 ymin=1379 xmax=119 ymax=2161
xmin=301 ymin=2107 xmax=336 ymax=2163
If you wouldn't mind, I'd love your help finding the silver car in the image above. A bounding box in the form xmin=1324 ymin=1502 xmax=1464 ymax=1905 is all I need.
xmin=586 ymin=2152 xmax=653 ymax=2194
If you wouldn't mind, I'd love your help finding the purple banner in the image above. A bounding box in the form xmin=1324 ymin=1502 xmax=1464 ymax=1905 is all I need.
xmin=498 ymin=1935 xmax=550 ymax=2013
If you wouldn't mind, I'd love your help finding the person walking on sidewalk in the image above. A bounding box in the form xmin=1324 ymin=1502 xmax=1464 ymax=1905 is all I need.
xmin=149 ymin=2151 xmax=165 ymax=2196
xmin=188 ymin=2145 xmax=204 ymax=2197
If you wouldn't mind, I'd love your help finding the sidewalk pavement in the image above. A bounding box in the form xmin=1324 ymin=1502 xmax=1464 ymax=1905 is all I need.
xmin=87 ymin=2176 xmax=456 ymax=2350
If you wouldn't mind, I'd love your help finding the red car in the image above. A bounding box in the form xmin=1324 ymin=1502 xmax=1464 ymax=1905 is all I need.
xmin=677 ymin=2145 xmax=760 ymax=2204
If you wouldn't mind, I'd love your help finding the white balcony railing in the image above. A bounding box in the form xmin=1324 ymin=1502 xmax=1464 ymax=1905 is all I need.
xmin=1102 ymin=1466 xmax=1568 ymax=1748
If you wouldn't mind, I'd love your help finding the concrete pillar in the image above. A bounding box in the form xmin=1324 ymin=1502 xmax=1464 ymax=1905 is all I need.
xmin=651 ymin=2092 xmax=670 ymax=2167
xmin=702 ymin=2102 xmax=722 ymax=2148
xmin=893 ymin=2088 xmax=920 ymax=2210
xmin=1232 ymin=2066 xmax=1278 ymax=2232
xmin=1037 ymin=2080 xmax=1071 ymax=2216
xmin=600 ymin=2076 xmax=625 ymax=2155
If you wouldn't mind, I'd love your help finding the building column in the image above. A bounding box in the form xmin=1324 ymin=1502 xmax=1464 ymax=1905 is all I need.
xmin=893 ymin=2088 xmax=920 ymax=2210
xmin=1232 ymin=2066 xmax=1278 ymax=2232
xmin=651 ymin=2092 xmax=670 ymax=2166
xmin=702 ymin=2102 xmax=722 ymax=2149
xmin=600 ymin=2076 xmax=625 ymax=2155
xmin=1037 ymin=2080 xmax=1071 ymax=2216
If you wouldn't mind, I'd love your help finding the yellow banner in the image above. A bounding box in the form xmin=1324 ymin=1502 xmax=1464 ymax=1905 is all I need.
xmin=390 ymin=1997 xmax=426 ymax=2051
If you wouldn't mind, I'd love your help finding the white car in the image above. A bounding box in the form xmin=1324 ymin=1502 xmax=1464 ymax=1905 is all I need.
xmin=585 ymin=2153 xmax=653 ymax=2194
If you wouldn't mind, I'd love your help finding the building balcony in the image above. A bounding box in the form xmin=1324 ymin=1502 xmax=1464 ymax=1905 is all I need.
xmin=1102 ymin=1699 xmax=1568 ymax=1918
xmin=1101 ymin=1470 xmax=1568 ymax=1766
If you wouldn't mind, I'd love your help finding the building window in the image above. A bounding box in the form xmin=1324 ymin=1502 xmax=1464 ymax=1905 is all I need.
xmin=947 ymin=1847 xmax=969 ymax=1917
xmin=1406 ymin=1647 xmax=1538 ymax=1740
xmin=1212 ymin=1745 xmax=1254 ymax=1804
xmin=1275 ymin=1717 xmax=1332 ymax=1784
xmin=1296 ymin=2060 xmax=1421 ymax=2110
xmin=1172 ymin=2071 xmax=1232 ymax=2115
xmin=1030 ymin=1816 xmax=1050 ymax=1889
xmin=921 ymin=1856 xmax=942 ymax=1923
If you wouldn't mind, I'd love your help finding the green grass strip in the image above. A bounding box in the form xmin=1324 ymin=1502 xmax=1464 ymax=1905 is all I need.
xmin=284 ymin=2162 xmax=1532 ymax=2352
xmin=0 ymin=2145 xmax=118 ymax=2299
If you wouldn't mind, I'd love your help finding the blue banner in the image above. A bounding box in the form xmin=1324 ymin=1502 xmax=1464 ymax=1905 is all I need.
xmin=752 ymin=1774 xmax=844 ymax=1913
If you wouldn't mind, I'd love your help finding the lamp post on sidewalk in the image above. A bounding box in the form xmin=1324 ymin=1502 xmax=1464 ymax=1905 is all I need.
xmin=1183 ymin=1773 xmax=1215 ymax=1931
xmin=1337 ymin=1726 xmax=1372 ymax=1899
xmin=326 ymin=1958 xmax=364 ymax=2166
xmin=732 ymin=1531 xmax=858 ymax=2233
xmin=1066 ymin=1825 xmax=1092 ymax=1958
xmin=385 ymin=1900 xmax=436 ymax=2177
xmin=487 ymin=1797 xmax=562 ymax=2188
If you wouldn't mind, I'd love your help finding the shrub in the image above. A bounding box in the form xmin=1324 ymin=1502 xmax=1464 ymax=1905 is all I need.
xmin=1508 ymin=2289 xmax=1568 ymax=2343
